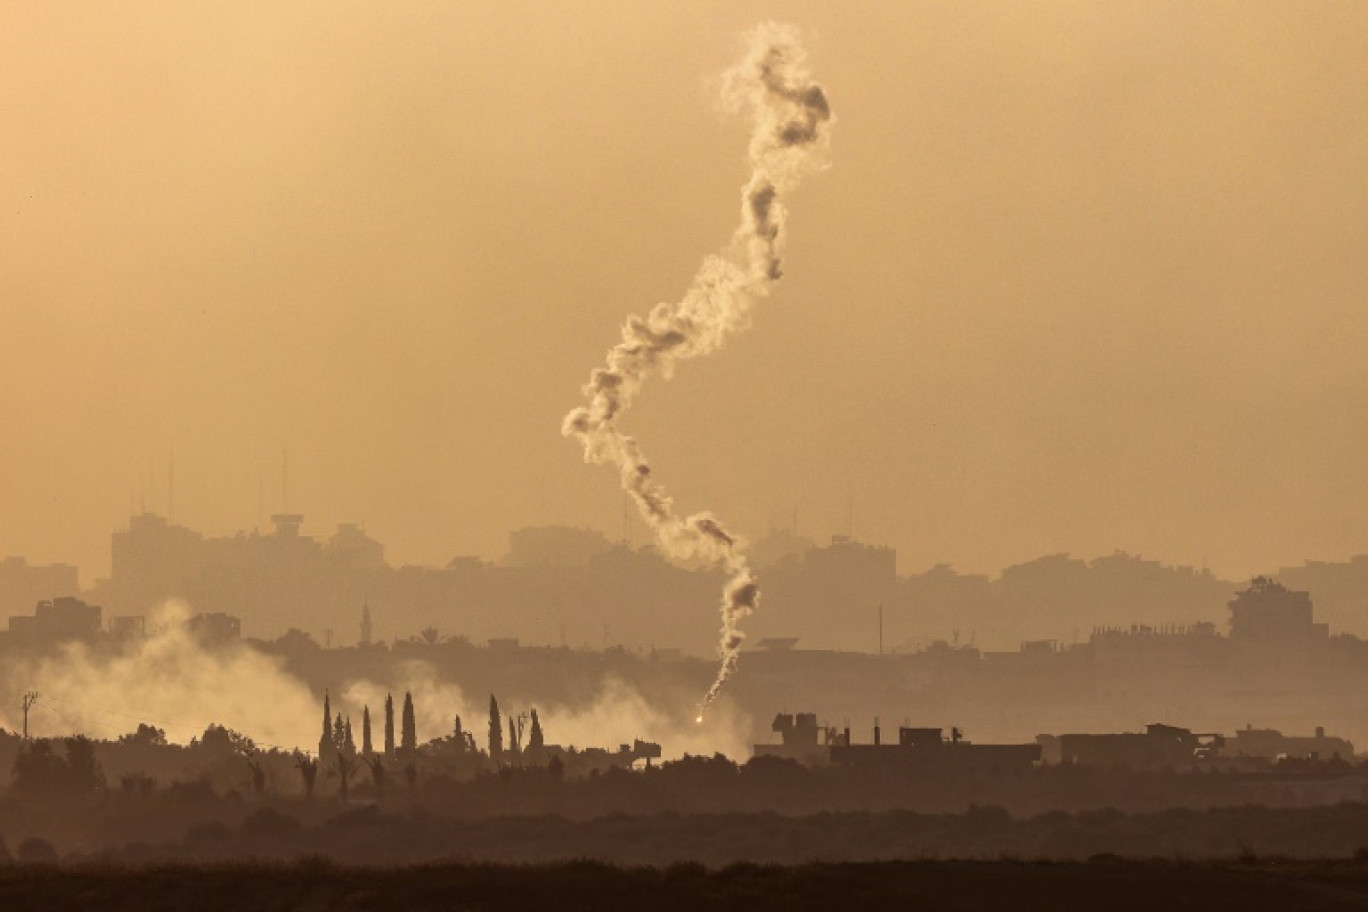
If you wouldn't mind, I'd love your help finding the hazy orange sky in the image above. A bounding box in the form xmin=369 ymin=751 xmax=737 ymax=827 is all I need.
xmin=2 ymin=2 xmax=1366 ymax=584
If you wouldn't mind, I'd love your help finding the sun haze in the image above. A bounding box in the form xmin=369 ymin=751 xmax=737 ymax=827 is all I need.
xmin=2 ymin=2 xmax=1366 ymax=588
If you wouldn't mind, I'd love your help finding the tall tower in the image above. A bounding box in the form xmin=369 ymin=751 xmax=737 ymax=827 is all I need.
xmin=360 ymin=600 xmax=373 ymax=647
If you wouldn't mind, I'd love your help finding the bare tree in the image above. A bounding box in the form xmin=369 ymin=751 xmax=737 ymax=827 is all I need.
xmin=295 ymin=754 xmax=319 ymax=800
xmin=246 ymin=754 xmax=267 ymax=798
xmin=364 ymin=755 xmax=386 ymax=801
xmin=332 ymin=752 xmax=359 ymax=803
xmin=21 ymin=692 xmax=38 ymax=740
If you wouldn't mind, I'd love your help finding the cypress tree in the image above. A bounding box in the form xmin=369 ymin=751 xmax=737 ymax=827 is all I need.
xmin=401 ymin=691 xmax=416 ymax=755
xmin=319 ymin=690 xmax=335 ymax=761
xmin=528 ymin=708 xmax=544 ymax=753
xmin=362 ymin=705 xmax=373 ymax=757
xmin=384 ymin=693 xmax=395 ymax=759
xmin=508 ymin=715 xmax=519 ymax=755
xmin=488 ymin=694 xmax=503 ymax=765
xmin=344 ymin=716 xmax=356 ymax=755
xmin=334 ymin=713 xmax=345 ymax=752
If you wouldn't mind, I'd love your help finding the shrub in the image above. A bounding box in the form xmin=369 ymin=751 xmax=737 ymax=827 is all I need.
xmin=17 ymin=837 xmax=58 ymax=864
xmin=240 ymin=806 xmax=304 ymax=840
xmin=185 ymin=820 xmax=234 ymax=845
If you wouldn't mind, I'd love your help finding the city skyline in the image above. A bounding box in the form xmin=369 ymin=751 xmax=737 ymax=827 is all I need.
xmin=19 ymin=504 xmax=1368 ymax=653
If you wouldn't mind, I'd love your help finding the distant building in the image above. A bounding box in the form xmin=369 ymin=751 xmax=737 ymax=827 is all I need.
xmin=108 ymin=615 xmax=145 ymax=638
xmin=1053 ymin=723 xmax=1223 ymax=769
xmin=748 ymin=527 xmax=817 ymax=570
xmin=270 ymin=513 xmax=305 ymax=538
xmin=187 ymin=612 xmax=241 ymax=644
xmin=751 ymin=535 xmax=899 ymax=652
xmin=754 ymin=712 xmax=844 ymax=765
xmin=1219 ymin=725 xmax=1352 ymax=762
xmin=327 ymin=523 xmax=385 ymax=568
xmin=1229 ymin=576 xmax=1328 ymax=646
xmin=805 ymin=535 xmax=897 ymax=586
xmin=829 ymin=723 xmax=1041 ymax=773
xmin=0 ymin=555 xmax=79 ymax=616
xmin=503 ymin=526 xmax=613 ymax=568
xmin=7 ymin=596 xmax=102 ymax=642
xmin=756 ymin=710 xmax=1040 ymax=773
xmin=544 ymin=739 xmax=662 ymax=775
xmin=96 ymin=511 xmax=387 ymax=639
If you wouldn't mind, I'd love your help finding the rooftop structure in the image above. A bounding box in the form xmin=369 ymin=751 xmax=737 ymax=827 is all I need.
xmin=756 ymin=711 xmax=1040 ymax=773
xmin=1229 ymin=576 xmax=1328 ymax=645
xmin=1220 ymin=725 xmax=1353 ymax=761
xmin=7 ymin=596 xmax=102 ymax=642
xmin=187 ymin=612 xmax=242 ymax=644
xmin=1049 ymin=723 xmax=1223 ymax=769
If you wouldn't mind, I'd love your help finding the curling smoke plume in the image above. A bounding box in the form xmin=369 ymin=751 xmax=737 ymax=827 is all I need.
xmin=563 ymin=24 xmax=833 ymax=707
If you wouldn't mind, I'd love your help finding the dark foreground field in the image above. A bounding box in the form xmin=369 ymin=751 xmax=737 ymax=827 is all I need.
xmin=8 ymin=859 xmax=1368 ymax=911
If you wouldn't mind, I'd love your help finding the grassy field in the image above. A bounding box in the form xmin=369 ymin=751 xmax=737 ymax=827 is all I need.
xmin=7 ymin=858 xmax=1368 ymax=911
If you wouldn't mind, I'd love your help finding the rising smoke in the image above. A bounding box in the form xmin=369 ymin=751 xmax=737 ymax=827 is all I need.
xmin=562 ymin=24 xmax=833 ymax=708
xmin=0 ymin=600 xmax=318 ymax=749
xmin=346 ymin=666 xmax=752 ymax=761
xmin=0 ymin=600 xmax=744 ymax=758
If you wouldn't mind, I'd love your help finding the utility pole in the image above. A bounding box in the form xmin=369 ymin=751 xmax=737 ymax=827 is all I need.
xmin=21 ymin=691 xmax=38 ymax=740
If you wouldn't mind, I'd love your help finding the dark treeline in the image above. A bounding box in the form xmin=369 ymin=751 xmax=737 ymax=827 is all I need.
xmin=10 ymin=858 xmax=1368 ymax=912
xmin=7 ymin=728 xmax=1368 ymax=864
xmin=16 ymin=801 xmax=1368 ymax=868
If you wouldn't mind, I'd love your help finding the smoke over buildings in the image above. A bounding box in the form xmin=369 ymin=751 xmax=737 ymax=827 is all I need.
xmin=563 ymin=24 xmax=833 ymax=707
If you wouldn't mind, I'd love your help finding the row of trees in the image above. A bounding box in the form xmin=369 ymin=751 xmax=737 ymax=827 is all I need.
xmin=314 ymin=689 xmax=545 ymax=767
xmin=316 ymin=691 xmax=417 ymax=764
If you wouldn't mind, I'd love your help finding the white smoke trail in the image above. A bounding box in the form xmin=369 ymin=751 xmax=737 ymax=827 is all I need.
xmin=562 ymin=24 xmax=833 ymax=708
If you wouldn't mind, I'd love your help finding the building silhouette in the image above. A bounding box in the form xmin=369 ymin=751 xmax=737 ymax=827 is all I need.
xmin=6 ymin=596 xmax=101 ymax=642
xmin=0 ymin=555 xmax=78 ymax=617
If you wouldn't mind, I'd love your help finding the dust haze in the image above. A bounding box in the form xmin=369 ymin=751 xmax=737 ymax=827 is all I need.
xmin=3 ymin=2 xmax=1367 ymax=583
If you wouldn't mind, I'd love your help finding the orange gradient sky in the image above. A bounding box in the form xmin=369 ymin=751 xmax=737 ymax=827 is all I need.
xmin=2 ymin=2 xmax=1366 ymax=584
